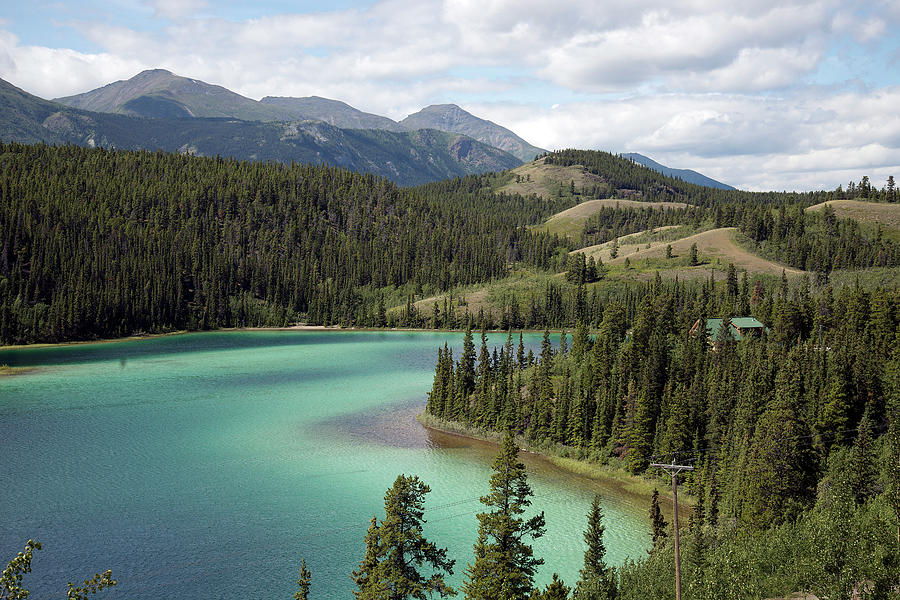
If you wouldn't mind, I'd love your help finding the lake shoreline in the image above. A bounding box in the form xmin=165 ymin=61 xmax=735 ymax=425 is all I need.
xmin=417 ymin=412 xmax=689 ymax=512
xmin=0 ymin=365 xmax=38 ymax=377
xmin=0 ymin=325 xmax=577 ymax=351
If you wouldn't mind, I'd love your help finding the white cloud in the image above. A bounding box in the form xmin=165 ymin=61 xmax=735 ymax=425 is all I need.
xmin=0 ymin=29 xmax=148 ymax=98
xmin=674 ymin=43 xmax=825 ymax=92
xmin=537 ymin=2 xmax=836 ymax=92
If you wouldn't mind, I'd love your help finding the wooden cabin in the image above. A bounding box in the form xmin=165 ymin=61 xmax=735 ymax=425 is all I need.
xmin=689 ymin=317 xmax=766 ymax=343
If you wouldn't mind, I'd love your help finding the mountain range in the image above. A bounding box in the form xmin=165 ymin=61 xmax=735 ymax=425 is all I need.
xmin=0 ymin=74 xmax=522 ymax=186
xmin=0 ymin=69 xmax=733 ymax=189
xmin=52 ymin=69 xmax=544 ymax=163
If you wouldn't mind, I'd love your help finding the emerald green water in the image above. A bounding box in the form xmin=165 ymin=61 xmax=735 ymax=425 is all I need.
xmin=0 ymin=331 xmax=649 ymax=599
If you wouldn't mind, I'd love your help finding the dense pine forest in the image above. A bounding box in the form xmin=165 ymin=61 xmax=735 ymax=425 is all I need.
xmin=425 ymin=274 xmax=900 ymax=598
xmin=0 ymin=142 xmax=569 ymax=344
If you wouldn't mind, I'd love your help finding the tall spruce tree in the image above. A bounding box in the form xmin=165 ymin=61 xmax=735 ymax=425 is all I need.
xmin=575 ymin=495 xmax=616 ymax=600
xmin=885 ymin=355 xmax=900 ymax=578
xmin=849 ymin=405 xmax=877 ymax=504
xmin=459 ymin=324 xmax=477 ymax=400
xmin=353 ymin=476 xmax=455 ymax=600
xmin=649 ymin=489 xmax=668 ymax=551
xmin=532 ymin=574 xmax=570 ymax=600
xmin=463 ymin=432 xmax=546 ymax=600
xmin=353 ymin=517 xmax=386 ymax=600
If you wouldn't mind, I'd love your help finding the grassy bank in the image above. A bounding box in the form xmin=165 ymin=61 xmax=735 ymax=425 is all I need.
xmin=417 ymin=412 xmax=693 ymax=508
xmin=0 ymin=364 xmax=36 ymax=377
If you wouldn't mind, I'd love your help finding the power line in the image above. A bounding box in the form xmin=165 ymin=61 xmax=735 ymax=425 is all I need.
xmin=649 ymin=457 xmax=694 ymax=600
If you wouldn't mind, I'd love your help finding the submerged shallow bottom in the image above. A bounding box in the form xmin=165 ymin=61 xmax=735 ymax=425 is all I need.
xmin=0 ymin=331 xmax=649 ymax=600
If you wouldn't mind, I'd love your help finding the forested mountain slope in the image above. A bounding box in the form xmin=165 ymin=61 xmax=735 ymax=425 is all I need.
xmin=425 ymin=274 xmax=900 ymax=598
xmin=3 ymin=145 xmax=897 ymax=344
xmin=0 ymin=142 xmax=565 ymax=344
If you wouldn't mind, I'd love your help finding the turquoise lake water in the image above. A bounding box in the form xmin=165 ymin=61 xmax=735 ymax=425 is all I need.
xmin=0 ymin=331 xmax=649 ymax=599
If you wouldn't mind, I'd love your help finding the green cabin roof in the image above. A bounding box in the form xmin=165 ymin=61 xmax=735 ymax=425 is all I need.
xmin=704 ymin=317 xmax=765 ymax=341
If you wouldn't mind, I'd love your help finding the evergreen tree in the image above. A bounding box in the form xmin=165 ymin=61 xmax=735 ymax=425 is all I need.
xmin=649 ymin=489 xmax=668 ymax=551
xmin=459 ymin=325 xmax=477 ymax=399
xmin=571 ymin=321 xmax=590 ymax=362
xmin=353 ymin=476 xmax=456 ymax=600
xmin=817 ymin=366 xmax=852 ymax=454
xmin=849 ymin=405 xmax=877 ymax=504
xmin=575 ymin=495 xmax=616 ymax=600
xmin=353 ymin=517 xmax=386 ymax=600
xmin=517 ymin=334 xmax=526 ymax=369
xmin=885 ymin=357 xmax=900 ymax=573
xmin=687 ymin=493 xmax=707 ymax=577
xmin=463 ymin=432 xmax=546 ymax=600
xmin=725 ymin=263 xmax=738 ymax=301
xmin=742 ymin=399 xmax=814 ymax=528
xmin=532 ymin=574 xmax=570 ymax=600
xmin=382 ymin=475 xmax=456 ymax=600
xmin=295 ymin=558 xmax=312 ymax=600
xmin=625 ymin=390 xmax=653 ymax=474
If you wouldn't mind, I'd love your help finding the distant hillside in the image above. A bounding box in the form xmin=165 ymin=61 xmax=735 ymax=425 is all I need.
xmin=260 ymin=96 xmax=405 ymax=131
xmin=401 ymin=104 xmax=545 ymax=162
xmin=1 ymin=77 xmax=519 ymax=186
xmin=53 ymin=69 xmax=291 ymax=121
xmin=537 ymin=198 xmax=689 ymax=239
xmin=0 ymin=143 xmax=563 ymax=344
xmin=0 ymin=78 xmax=70 ymax=144
xmin=806 ymin=199 xmax=900 ymax=239
xmin=577 ymin=227 xmax=804 ymax=276
xmin=622 ymin=152 xmax=735 ymax=190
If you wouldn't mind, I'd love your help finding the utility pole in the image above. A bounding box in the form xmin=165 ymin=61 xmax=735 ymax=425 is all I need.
xmin=650 ymin=456 xmax=694 ymax=600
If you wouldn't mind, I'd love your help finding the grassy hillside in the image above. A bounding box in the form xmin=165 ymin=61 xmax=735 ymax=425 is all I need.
xmin=580 ymin=227 xmax=804 ymax=276
xmin=496 ymin=157 xmax=609 ymax=200
xmin=402 ymin=150 xmax=897 ymax=326
xmin=536 ymin=199 xmax=689 ymax=239
xmin=806 ymin=199 xmax=900 ymax=239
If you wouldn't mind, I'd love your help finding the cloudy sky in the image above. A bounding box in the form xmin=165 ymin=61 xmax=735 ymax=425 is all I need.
xmin=1 ymin=0 xmax=899 ymax=191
